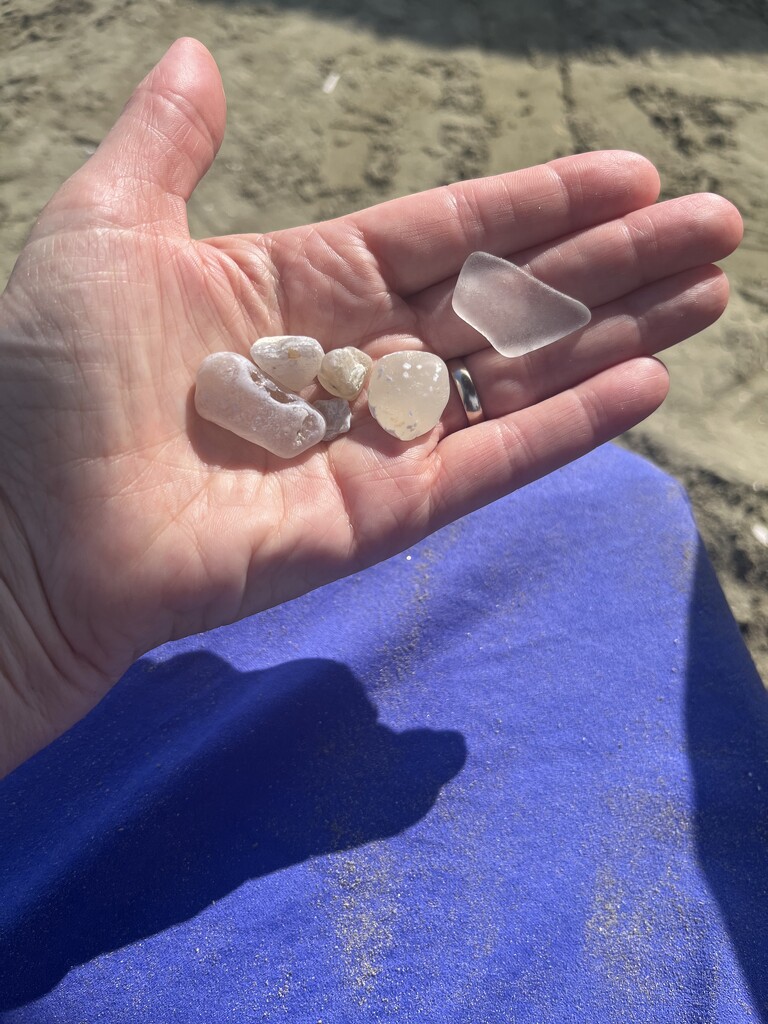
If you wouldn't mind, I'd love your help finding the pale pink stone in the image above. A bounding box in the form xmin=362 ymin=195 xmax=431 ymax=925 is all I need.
xmin=195 ymin=352 xmax=325 ymax=458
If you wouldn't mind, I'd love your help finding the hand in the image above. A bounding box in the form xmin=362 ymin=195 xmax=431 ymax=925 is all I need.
xmin=0 ymin=38 xmax=742 ymax=774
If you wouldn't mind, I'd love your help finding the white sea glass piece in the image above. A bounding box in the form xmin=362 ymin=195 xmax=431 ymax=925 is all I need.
xmin=314 ymin=398 xmax=352 ymax=440
xmin=195 ymin=351 xmax=326 ymax=458
xmin=249 ymin=335 xmax=324 ymax=391
xmin=368 ymin=351 xmax=450 ymax=441
xmin=318 ymin=347 xmax=373 ymax=400
xmin=452 ymin=251 xmax=591 ymax=357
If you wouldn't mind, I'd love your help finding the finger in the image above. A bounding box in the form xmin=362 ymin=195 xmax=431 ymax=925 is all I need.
xmin=441 ymin=266 xmax=727 ymax=433
xmin=350 ymin=151 xmax=661 ymax=296
xmin=412 ymin=193 xmax=742 ymax=359
xmin=519 ymin=192 xmax=743 ymax=309
xmin=430 ymin=358 xmax=669 ymax=528
xmin=60 ymin=38 xmax=226 ymax=229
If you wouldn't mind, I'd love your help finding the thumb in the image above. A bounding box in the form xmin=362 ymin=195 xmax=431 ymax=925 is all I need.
xmin=59 ymin=38 xmax=226 ymax=231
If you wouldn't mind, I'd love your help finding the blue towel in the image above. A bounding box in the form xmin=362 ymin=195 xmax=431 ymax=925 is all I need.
xmin=1 ymin=444 xmax=766 ymax=1022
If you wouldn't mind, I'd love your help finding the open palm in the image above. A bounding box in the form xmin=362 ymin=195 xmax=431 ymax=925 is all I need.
xmin=0 ymin=39 xmax=742 ymax=771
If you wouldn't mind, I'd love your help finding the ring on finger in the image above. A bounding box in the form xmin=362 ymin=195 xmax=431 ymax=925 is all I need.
xmin=447 ymin=358 xmax=485 ymax=426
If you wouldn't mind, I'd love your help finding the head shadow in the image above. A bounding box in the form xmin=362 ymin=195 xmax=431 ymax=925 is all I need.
xmin=0 ymin=653 xmax=466 ymax=1010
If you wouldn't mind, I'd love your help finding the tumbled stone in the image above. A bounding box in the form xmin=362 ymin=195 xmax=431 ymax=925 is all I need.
xmin=314 ymin=398 xmax=352 ymax=440
xmin=452 ymin=251 xmax=591 ymax=357
xmin=250 ymin=335 xmax=324 ymax=391
xmin=318 ymin=347 xmax=373 ymax=400
xmin=195 ymin=351 xmax=326 ymax=458
xmin=367 ymin=351 xmax=450 ymax=441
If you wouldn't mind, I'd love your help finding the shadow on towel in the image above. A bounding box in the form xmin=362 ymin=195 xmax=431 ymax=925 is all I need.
xmin=0 ymin=653 xmax=466 ymax=1009
xmin=688 ymin=539 xmax=768 ymax=1022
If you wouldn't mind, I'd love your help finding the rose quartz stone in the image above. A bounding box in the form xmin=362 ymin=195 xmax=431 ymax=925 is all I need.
xmin=195 ymin=351 xmax=326 ymax=458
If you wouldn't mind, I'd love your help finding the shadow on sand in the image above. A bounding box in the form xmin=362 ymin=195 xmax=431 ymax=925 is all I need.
xmin=192 ymin=0 xmax=768 ymax=56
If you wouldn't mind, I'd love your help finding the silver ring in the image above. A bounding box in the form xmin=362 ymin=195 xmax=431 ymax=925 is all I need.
xmin=447 ymin=359 xmax=485 ymax=426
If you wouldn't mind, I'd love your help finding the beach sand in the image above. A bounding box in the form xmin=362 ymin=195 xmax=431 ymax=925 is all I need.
xmin=1 ymin=0 xmax=766 ymax=675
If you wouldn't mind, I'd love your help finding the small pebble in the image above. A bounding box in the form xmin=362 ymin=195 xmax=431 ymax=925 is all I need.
xmin=315 ymin=398 xmax=352 ymax=440
xmin=250 ymin=335 xmax=324 ymax=391
xmin=367 ymin=351 xmax=450 ymax=441
xmin=318 ymin=347 xmax=373 ymax=400
xmin=196 ymin=351 xmax=326 ymax=458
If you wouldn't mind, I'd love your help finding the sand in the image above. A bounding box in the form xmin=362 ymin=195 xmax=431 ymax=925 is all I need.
xmin=1 ymin=0 xmax=766 ymax=676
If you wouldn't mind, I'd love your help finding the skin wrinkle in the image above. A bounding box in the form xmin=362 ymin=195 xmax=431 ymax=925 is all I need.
xmin=100 ymin=446 xmax=191 ymax=499
xmin=412 ymin=302 xmax=461 ymax=358
xmin=83 ymin=177 xmax=185 ymax=227
xmin=149 ymin=87 xmax=214 ymax=169
xmin=573 ymin=381 xmax=610 ymax=442
xmin=0 ymin=589 xmax=62 ymax=722
xmin=327 ymin=446 xmax=361 ymax=555
xmin=546 ymin=159 xmax=584 ymax=216
xmin=617 ymin=216 xmax=652 ymax=292
xmin=127 ymin=522 xmax=186 ymax=582
xmin=352 ymin=453 xmax=431 ymax=554
xmin=306 ymin=494 xmax=357 ymax=566
xmin=149 ymin=69 xmax=223 ymax=155
xmin=0 ymin=501 xmax=111 ymax=700
xmin=275 ymin=231 xmax=390 ymax=346
xmin=533 ymin=165 xmax=578 ymax=234
xmin=265 ymin=230 xmax=315 ymax=331
xmin=250 ymin=234 xmax=288 ymax=331
xmin=114 ymin=81 xmax=221 ymax=201
xmin=441 ymin=182 xmax=493 ymax=279
xmin=346 ymin=220 xmax=399 ymax=305
xmin=494 ymin=415 xmax=539 ymax=479
xmin=195 ymin=248 xmax=258 ymax=345
xmin=305 ymin=226 xmax=381 ymax=306
xmin=172 ymin=258 xmax=226 ymax=352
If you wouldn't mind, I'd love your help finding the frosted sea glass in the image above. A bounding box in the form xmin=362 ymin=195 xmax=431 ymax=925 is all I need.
xmin=195 ymin=352 xmax=326 ymax=458
xmin=452 ymin=251 xmax=591 ymax=357
xmin=368 ymin=352 xmax=450 ymax=441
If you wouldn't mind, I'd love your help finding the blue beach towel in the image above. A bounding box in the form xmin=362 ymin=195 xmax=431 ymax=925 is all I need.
xmin=1 ymin=444 xmax=765 ymax=1022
